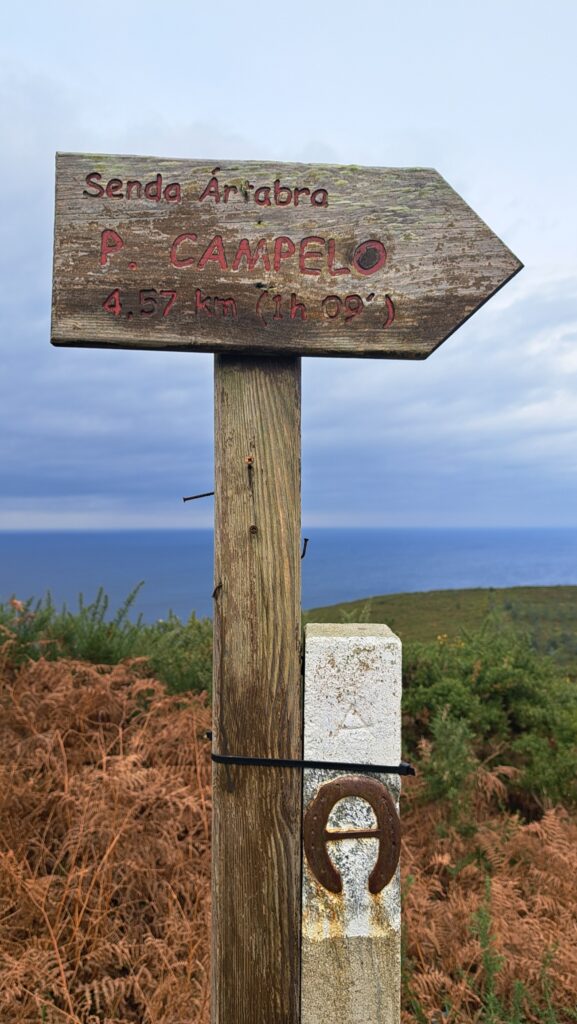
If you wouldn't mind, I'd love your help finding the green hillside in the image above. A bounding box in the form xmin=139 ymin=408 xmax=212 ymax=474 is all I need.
xmin=305 ymin=585 xmax=577 ymax=668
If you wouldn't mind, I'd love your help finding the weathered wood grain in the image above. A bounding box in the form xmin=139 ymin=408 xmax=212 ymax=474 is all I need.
xmin=212 ymin=355 xmax=302 ymax=1024
xmin=52 ymin=154 xmax=522 ymax=359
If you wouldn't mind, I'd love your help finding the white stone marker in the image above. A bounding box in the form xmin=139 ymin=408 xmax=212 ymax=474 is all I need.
xmin=301 ymin=623 xmax=402 ymax=1024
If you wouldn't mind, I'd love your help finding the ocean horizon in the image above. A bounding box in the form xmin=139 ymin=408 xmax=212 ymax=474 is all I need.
xmin=2 ymin=527 xmax=577 ymax=622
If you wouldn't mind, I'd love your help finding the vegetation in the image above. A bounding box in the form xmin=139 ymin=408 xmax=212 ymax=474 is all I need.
xmin=0 ymin=586 xmax=212 ymax=694
xmin=403 ymin=623 xmax=577 ymax=814
xmin=0 ymin=654 xmax=211 ymax=1023
xmin=305 ymin=584 xmax=577 ymax=670
xmin=4 ymin=582 xmax=577 ymax=692
xmin=398 ymin=625 xmax=577 ymax=1022
xmin=401 ymin=781 xmax=577 ymax=1023
xmin=1 ymin=586 xmax=576 ymax=1021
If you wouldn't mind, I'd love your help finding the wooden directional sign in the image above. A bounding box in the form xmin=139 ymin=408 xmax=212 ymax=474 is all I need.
xmin=52 ymin=154 xmax=522 ymax=359
xmin=51 ymin=153 xmax=522 ymax=1024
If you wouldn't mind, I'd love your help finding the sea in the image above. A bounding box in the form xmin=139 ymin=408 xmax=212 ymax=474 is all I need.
xmin=1 ymin=528 xmax=577 ymax=622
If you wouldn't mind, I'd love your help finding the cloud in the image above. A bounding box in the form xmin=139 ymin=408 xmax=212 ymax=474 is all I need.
xmin=302 ymin=276 xmax=577 ymax=525
xmin=0 ymin=4 xmax=576 ymax=529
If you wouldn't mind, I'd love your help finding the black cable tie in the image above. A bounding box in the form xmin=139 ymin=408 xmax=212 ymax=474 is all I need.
xmin=203 ymin=733 xmax=415 ymax=777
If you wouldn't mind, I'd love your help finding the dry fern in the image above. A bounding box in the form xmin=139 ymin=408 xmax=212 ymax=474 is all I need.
xmin=2 ymin=652 xmax=576 ymax=1022
xmin=0 ymin=656 xmax=210 ymax=1023
xmin=401 ymin=768 xmax=577 ymax=1021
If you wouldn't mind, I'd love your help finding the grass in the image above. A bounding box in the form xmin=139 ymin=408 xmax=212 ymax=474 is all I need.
xmin=304 ymin=584 xmax=577 ymax=669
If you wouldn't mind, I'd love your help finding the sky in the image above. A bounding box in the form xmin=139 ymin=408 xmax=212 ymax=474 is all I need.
xmin=1 ymin=0 xmax=576 ymax=529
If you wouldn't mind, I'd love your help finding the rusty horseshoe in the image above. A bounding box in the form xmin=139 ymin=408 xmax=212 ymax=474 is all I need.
xmin=303 ymin=775 xmax=401 ymax=895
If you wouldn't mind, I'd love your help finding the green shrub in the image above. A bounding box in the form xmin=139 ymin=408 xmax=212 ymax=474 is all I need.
xmin=403 ymin=622 xmax=577 ymax=811
xmin=0 ymin=587 xmax=213 ymax=695
xmin=419 ymin=710 xmax=477 ymax=813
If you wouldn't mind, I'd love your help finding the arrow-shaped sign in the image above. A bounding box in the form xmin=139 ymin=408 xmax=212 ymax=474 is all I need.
xmin=52 ymin=155 xmax=522 ymax=359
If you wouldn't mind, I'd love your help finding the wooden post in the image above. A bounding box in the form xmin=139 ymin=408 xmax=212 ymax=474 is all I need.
xmin=302 ymin=623 xmax=403 ymax=1024
xmin=212 ymin=354 xmax=302 ymax=1024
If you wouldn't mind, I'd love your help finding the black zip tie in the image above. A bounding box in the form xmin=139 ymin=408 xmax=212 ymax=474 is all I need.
xmin=204 ymin=732 xmax=415 ymax=776
xmin=301 ymin=537 xmax=309 ymax=560
xmin=183 ymin=490 xmax=214 ymax=502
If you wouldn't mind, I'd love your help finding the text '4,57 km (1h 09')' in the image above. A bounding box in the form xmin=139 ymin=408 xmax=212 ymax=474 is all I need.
xmin=51 ymin=155 xmax=522 ymax=359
